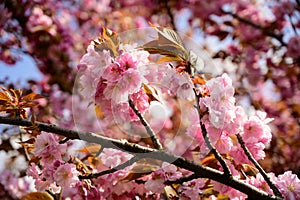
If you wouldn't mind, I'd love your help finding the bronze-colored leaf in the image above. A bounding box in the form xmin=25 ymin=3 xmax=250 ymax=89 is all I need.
xmin=157 ymin=55 xmax=184 ymax=63
xmin=121 ymin=159 xmax=158 ymax=181
xmin=241 ymin=164 xmax=259 ymax=177
xmin=141 ymin=24 xmax=205 ymax=74
xmin=77 ymin=144 xmax=102 ymax=154
xmin=93 ymin=26 xmax=120 ymax=57
xmin=141 ymin=24 xmax=188 ymax=62
xmin=164 ymin=185 xmax=179 ymax=200
xmin=10 ymin=88 xmax=22 ymax=100
xmin=149 ymin=23 xmax=184 ymax=48
xmin=0 ymin=91 xmax=12 ymax=102
xmin=21 ymin=192 xmax=54 ymax=200
xmin=22 ymin=93 xmax=44 ymax=101
xmin=142 ymin=83 xmax=161 ymax=103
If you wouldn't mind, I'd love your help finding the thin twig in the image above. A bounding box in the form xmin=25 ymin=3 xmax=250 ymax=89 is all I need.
xmin=79 ymin=156 xmax=140 ymax=179
xmin=164 ymin=0 xmax=177 ymax=31
xmin=288 ymin=15 xmax=298 ymax=36
xmin=59 ymin=137 xmax=70 ymax=144
xmin=194 ymin=90 xmax=232 ymax=176
xmin=95 ymin=145 xmax=104 ymax=157
xmin=18 ymin=127 xmax=31 ymax=161
xmin=0 ymin=116 xmax=283 ymax=200
xmin=165 ymin=173 xmax=199 ymax=185
xmin=236 ymin=133 xmax=283 ymax=198
xmin=128 ymin=98 xmax=162 ymax=150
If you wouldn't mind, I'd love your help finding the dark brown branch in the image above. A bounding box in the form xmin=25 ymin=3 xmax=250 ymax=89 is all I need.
xmin=288 ymin=15 xmax=298 ymax=36
xmin=164 ymin=0 xmax=177 ymax=31
xmin=236 ymin=133 xmax=283 ymax=198
xmin=79 ymin=156 xmax=140 ymax=179
xmin=165 ymin=173 xmax=199 ymax=185
xmin=0 ymin=116 xmax=283 ymax=200
xmin=18 ymin=127 xmax=31 ymax=161
xmin=194 ymin=90 xmax=232 ymax=176
xmin=128 ymin=98 xmax=162 ymax=150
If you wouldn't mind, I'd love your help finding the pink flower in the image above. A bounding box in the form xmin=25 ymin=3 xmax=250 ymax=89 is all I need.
xmin=275 ymin=171 xmax=300 ymax=200
xmin=54 ymin=163 xmax=79 ymax=188
xmin=145 ymin=179 xmax=165 ymax=193
xmin=287 ymin=36 xmax=300 ymax=59
xmin=33 ymin=132 xmax=59 ymax=156
xmin=92 ymin=48 xmax=151 ymax=123
xmin=179 ymin=178 xmax=205 ymax=199
xmin=213 ymin=181 xmax=247 ymax=200
xmin=62 ymin=181 xmax=101 ymax=199
xmin=229 ymin=146 xmax=249 ymax=164
xmin=161 ymin=67 xmax=194 ymax=100
xmin=242 ymin=111 xmax=272 ymax=145
xmin=246 ymin=173 xmax=275 ymax=195
xmin=214 ymin=130 xmax=233 ymax=154
xmin=27 ymin=7 xmax=55 ymax=34
xmin=203 ymin=73 xmax=236 ymax=129
xmin=160 ymin=162 xmax=182 ymax=181
xmin=177 ymin=73 xmax=194 ymax=100
xmin=33 ymin=132 xmax=67 ymax=165
xmin=78 ymin=44 xmax=111 ymax=99
xmin=99 ymin=148 xmax=133 ymax=168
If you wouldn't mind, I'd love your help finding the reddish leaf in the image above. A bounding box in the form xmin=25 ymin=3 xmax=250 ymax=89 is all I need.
xmin=0 ymin=91 xmax=12 ymax=102
xmin=21 ymin=192 xmax=54 ymax=200
xmin=142 ymin=83 xmax=161 ymax=103
xmin=77 ymin=144 xmax=102 ymax=154
xmin=22 ymin=93 xmax=44 ymax=101
xmin=93 ymin=26 xmax=120 ymax=57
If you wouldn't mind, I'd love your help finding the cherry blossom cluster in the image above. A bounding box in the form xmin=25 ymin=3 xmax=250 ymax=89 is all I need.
xmin=78 ymin=43 xmax=196 ymax=125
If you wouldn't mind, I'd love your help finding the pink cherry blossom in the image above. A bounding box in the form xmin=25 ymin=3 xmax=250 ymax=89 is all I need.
xmin=27 ymin=7 xmax=55 ymax=35
xmin=33 ymin=132 xmax=67 ymax=165
xmin=161 ymin=67 xmax=194 ymax=100
xmin=203 ymin=73 xmax=236 ymax=129
xmin=62 ymin=181 xmax=101 ymax=200
xmin=144 ymin=178 xmax=165 ymax=193
xmin=246 ymin=173 xmax=275 ymax=195
xmin=54 ymin=163 xmax=79 ymax=188
xmin=213 ymin=181 xmax=247 ymax=200
xmin=178 ymin=178 xmax=205 ymax=199
xmin=286 ymin=36 xmax=300 ymax=59
xmin=99 ymin=148 xmax=133 ymax=168
xmin=275 ymin=171 xmax=300 ymax=200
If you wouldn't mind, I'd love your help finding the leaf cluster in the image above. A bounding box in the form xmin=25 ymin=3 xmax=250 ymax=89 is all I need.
xmin=0 ymin=87 xmax=43 ymax=118
xmin=141 ymin=23 xmax=204 ymax=75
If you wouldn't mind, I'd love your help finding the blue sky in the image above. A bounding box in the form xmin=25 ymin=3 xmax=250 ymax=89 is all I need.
xmin=0 ymin=54 xmax=42 ymax=87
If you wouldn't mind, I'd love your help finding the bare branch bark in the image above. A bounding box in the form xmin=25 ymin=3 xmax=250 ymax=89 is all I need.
xmin=128 ymin=98 xmax=163 ymax=150
xmin=79 ymin=156 xmax=140 ymax=179
xmin=236 ymin=133 xmax=283 ymax=198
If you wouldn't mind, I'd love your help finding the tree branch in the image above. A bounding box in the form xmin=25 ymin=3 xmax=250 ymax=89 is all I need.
xmin=128 ymin=98 xmax=163 ymax=150
xmin=79 ymin=156 xmax=140 ymax=179
xmin=194 ymin=91 xmax=232 ymax=176
xmin=0 ymin=116 xmax=283 ymax=200
xmin=165 ymin=173 xmax=199 ymax=185
xmin=236 ymin=133 xmax=283 ymax=198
